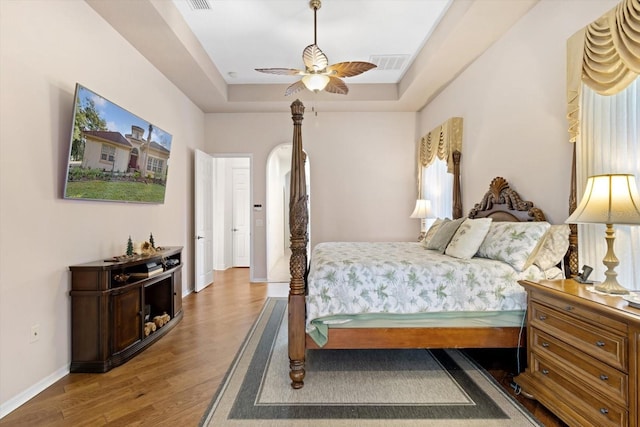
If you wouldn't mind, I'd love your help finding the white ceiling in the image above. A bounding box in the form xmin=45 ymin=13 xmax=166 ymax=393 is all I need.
xmin=87 ymin=0 xmax=539 ymax=113
xmin=171 ymin=0 xmax=451 ymax=86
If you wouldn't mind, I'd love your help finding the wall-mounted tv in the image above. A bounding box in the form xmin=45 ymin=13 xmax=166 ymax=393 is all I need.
xmin=63 ymin=84 xmax=172 ymax=204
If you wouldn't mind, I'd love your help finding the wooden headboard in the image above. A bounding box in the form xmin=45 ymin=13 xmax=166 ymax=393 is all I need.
xmin=468 ymin=177 xmax=546 ymax=222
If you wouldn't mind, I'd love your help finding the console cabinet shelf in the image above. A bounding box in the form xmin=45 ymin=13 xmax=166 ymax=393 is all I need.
xmin=69 ymin=246 xmax=183 ymax=373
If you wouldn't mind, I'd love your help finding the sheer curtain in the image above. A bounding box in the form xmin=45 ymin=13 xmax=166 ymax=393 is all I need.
xmin=578 ymin=78 xmax=640 ymax=290
xmin=417 ymin=117 xmax=462 ymax=222
xmin=421 ymin=158 xmax=453 ymax=220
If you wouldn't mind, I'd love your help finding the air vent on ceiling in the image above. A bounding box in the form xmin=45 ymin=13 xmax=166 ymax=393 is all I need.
xmin=187 ymin=0 xmax=212 ymax=10
xmin=369 ymin=54 xmax=410 ymax=71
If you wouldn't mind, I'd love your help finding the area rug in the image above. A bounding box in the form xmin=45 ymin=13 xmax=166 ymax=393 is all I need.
xmin=200 ymin=298 xmax=541 ymax=426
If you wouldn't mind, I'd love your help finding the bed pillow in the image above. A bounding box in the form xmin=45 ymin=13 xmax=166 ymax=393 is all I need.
xmin=531 ymin=224 xmax=571 ymax=270
xmin=475 ymin=221 xmax=551 ymax=271
xmin=445 ymin=218 xmax=493 ymax=259
xmin=421 ymin=218 xmax=446 ymax=247
xmin=425 ymin=217 xmax=465 ymax=253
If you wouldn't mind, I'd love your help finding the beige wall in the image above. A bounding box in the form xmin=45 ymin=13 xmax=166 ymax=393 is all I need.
xmin=205 ymin=112 xmax=418 ymax=279
xmin=418 ymin=0 xmax=618 ymax=224
xmin=0 ymin=0 xmax=204 ymax=412
xmin=0 ymin=0 xmax=621 ymax=417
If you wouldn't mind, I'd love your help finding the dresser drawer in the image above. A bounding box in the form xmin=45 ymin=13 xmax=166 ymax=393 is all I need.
xmin=531 ymin=327 xmax=628 ymax=405
xmin=531 ymin=301 xmax=628 ymax=370
xmin=531 ymin=353 xmax=629 ymax=427
xmin=531 ymin=290 xmax=628 ymax=334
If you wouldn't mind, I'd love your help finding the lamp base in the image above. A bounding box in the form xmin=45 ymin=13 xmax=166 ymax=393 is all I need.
xmin=594 ymin=277 xmax=629 ymax=295
xmin=593 ymin=223 xmax=629 ymax=295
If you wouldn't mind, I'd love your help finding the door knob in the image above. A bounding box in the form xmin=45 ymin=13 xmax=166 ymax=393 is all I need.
xmin=196 ymin=235 xmax=204 ymax=240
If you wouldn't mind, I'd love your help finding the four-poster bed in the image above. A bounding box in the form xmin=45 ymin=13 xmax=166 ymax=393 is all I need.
xmin=286 ymin=100 xmax=569 ymax=389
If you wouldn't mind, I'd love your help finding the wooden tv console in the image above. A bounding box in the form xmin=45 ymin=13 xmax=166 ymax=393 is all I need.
xmin=69 ymin=246 xmax=183 ymax=373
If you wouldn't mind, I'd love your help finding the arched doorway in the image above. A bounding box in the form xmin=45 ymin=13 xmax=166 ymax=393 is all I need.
xmin=266 ymin=143 xmax=310 ymax=282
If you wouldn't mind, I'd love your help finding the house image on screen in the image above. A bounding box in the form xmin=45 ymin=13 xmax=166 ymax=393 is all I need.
xmin=81 ymin=124 xmax=169 ymax=181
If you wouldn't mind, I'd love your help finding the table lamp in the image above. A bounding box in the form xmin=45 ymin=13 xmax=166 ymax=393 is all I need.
xmin=410 ymin=199 xmax=433 ymax=239
xmin=565 ymin=174 xmax=640 ymax=294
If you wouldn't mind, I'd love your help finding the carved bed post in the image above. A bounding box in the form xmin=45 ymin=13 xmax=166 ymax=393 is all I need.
xmin=566 ymin=142 xmax=579 ymax=277
xmin=452 ymin=150 xmax=462 ymax=219
xmin=288 ymin=99 xmax=308 ymax=389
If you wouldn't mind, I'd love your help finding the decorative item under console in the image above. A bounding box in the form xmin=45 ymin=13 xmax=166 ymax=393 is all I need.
xmin=69 ymin=246 xmax=183 ymax=373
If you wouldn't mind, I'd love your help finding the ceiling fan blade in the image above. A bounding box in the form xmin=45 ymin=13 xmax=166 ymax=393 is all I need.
xmin=255 ymin=68 xmax=303 ymax=76
xmin=285 ymin=80 xmax=306 ymax=96
xmin=327 ymin=61 xmax=377 ymax=78
xmin=303 ymin=44 xmax=329 ymax=71
xmin=324 ymin=76 xmax=349 ymax=95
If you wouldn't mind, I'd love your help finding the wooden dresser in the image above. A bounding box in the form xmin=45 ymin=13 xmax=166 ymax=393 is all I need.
xmin=515 ymin=279 xmax=639 ymax=427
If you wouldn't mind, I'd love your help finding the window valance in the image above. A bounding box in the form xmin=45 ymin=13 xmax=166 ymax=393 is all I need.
xmin=567 ymin=0 xmax=640 ymax=142
xmin=418 ymin=117 xmax=463 ymax=173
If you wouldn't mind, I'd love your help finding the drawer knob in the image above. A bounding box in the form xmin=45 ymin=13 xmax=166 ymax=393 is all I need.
xmin=600 ymin=374 xmax=609 ymax=381
xmin=565 ymin=305 xmax=574 ymax=311
xmin=541 ymin=369 xmax=549 ymax=375
xmin=600 ymin=408 xmax=609 ymax=415
xmin=539 ymin=315 xmax=547 ymax=321
xmin=541 ymin=342 xmax=550 ymax=348
xmin=596 ymin=341 xmax=606 ymax=347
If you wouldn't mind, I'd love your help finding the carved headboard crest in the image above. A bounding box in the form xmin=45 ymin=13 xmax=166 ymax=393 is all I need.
xmin=469 ymin=177 xmax=546 ymax=222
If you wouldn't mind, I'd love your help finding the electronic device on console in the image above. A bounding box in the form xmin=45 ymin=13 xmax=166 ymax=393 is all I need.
xmin=574 ymin=265 xmax=594 ymax=284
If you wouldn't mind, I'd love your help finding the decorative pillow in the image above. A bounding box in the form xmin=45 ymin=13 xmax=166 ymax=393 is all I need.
xmin=421 ymin=218 xmax=446 ymax=247
xmin=475 ymin=221 xmax=551 ymax=271
xmin=425 ymin=217 xmax=465 ymax=253
xmin=445 ymin=218 xmax=493 ymax=259
xmin=532 ymin=224 xmax=570 ymax=270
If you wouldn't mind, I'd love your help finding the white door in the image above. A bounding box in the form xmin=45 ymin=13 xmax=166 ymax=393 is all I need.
xmin=232 ymin=167 xmax=250 ymax=267
xmin=194 ymin=150 xmax=214 ymax=292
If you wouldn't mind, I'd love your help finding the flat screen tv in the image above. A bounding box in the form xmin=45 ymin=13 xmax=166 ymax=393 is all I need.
xmin=63 ymin=84 xmax=172 ymax=204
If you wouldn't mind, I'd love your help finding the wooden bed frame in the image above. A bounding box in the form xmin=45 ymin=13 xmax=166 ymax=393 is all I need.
xmin=287 ymin=100 xmax=552 ymax=389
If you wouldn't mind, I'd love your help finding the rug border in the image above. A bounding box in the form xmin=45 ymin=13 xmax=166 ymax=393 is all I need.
xmin=200 ymin=297 xmax=542 ymax=426
xmin=198 ymin=298 xmax=285 ymax=427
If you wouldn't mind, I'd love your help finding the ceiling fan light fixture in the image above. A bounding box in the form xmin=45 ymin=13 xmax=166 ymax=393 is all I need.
xmin=302 ymin=74 xmax=330 ymax=92
xmin=255 ymin=0 xmax=376 ymax=96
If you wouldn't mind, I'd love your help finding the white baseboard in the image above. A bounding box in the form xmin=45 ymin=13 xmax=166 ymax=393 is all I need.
xmin=0 ymin=365 xmax=69 ymax=419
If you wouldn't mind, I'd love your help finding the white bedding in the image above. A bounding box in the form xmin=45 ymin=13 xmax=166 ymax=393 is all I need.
xmin=306 ymin=241 xmax=561 ymax=334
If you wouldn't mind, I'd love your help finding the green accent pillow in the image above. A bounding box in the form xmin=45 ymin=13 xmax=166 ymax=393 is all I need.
xmin=425 ymin=217 xmax=465 ymax=253
xmin=421 ymin=218 xmax=447 ymax=247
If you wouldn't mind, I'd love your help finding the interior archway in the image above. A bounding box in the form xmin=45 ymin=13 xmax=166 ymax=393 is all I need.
xmin=266 ymin=143 xmax=310 ymax=282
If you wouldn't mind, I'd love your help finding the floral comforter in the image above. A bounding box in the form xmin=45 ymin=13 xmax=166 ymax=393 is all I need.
xmin=306 ymin=241 xmax=557 ymax=333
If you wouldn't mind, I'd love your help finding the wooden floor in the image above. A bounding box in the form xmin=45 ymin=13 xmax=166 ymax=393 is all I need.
xmin=2 ymin=268 xmax=566 ymax=426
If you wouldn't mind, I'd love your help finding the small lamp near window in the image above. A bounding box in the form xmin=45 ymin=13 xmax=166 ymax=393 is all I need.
xmin=565 ymin=174 xmax=640 ymax=295
xmin=410 ymin=199 xmax=434 ymax=239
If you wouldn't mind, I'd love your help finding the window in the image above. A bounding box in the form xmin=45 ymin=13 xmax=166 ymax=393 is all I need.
xmin=578 ymin=79 xmax=639 ymax=289
xmin=420 ymin=158 xmax=453 ymax=219
xmin=146 ymin=157 xmax=164 ymax=174
xmin=101 ymin=144 xmax=115 ymax=162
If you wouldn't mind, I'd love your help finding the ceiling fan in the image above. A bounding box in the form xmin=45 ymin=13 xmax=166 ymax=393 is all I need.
xmin=255 ymin=0 xmax=377 ymax=96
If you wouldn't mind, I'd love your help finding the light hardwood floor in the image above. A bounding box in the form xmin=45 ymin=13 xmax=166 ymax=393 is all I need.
xmin=1 ymin=268 xmax=565 ymax=426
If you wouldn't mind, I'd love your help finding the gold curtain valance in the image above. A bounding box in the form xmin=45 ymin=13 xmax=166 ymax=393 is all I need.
xmin=567 ymin=0 xmax=640 ymax=142
xmin=418 ymin=117 xmax=463 ymax=173
xmin=417 ymin=117 xmax=462 ymax=199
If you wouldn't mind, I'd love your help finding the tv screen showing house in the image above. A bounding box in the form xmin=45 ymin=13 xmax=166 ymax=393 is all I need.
xmin=63 ymin=84 xmax=172 ymax=204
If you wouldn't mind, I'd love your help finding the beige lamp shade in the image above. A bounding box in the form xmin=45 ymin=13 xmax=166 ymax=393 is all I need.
xmin=566 ymin=174 xmax=640 ymax=225
xmin=566 ymin=174 xmax=640 ymax=295
xmin=410 ymin=199 xmax=433 ymax=219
